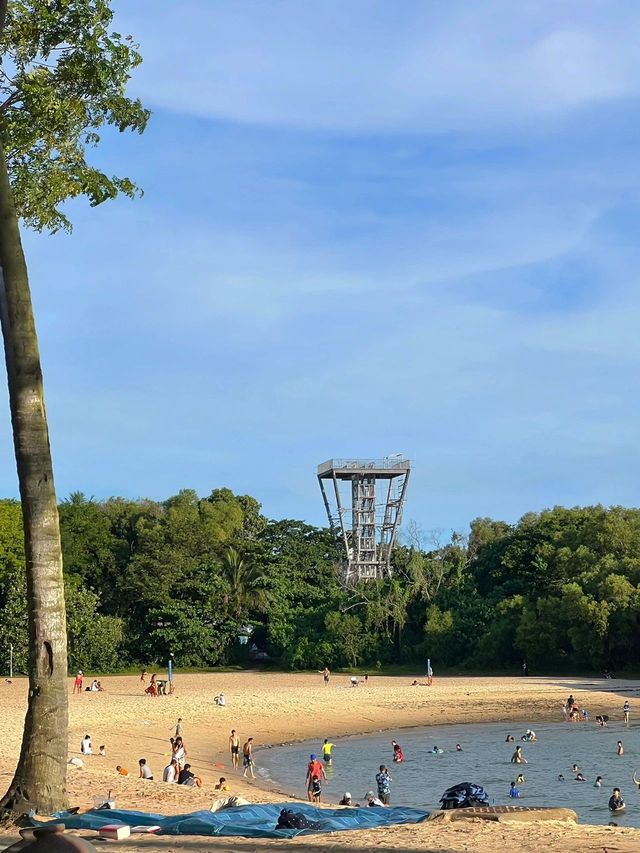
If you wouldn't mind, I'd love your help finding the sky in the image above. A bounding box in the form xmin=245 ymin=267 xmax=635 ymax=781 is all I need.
xmin=2 ymin=0 xmax=640 ymax=535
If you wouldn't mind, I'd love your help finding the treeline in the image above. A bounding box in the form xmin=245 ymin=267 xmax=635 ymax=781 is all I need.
xmin=0 ymin=492 xmax=639 ymax=674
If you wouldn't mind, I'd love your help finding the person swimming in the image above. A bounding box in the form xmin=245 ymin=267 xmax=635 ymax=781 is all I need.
xmin=575 ymin=773 xmax=585 ymax=782
xmin=594 ymin=776 xmax=603 ymax=787
xmin=558 ymin=774 xmax=565 ymax=782
xmin=511 ymin=746 xmax=527 ymax=764
xmin=609 ymin=788 xmax=625 ymax=812
xmin=505 ymin=735 xmax=514 ymax=742
xmin=392 ymin=741 xmax=404 ymax=763
xmin=455 ymin=743 xmax=462 ymax=752
xmin=431 ymin=745 xmax=444 ymax=755
xmin=516 ymin=774 xmax=525 ymax=784
xmin=571 ymin=764 xmax=580 ymax=773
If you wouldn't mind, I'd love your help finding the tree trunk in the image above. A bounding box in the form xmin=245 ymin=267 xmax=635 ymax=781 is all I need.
xmin=0 ymin=138 xmax=68 ymax=815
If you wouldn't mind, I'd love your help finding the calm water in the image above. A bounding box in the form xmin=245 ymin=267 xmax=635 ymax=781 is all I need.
xmin=257 ymin=721 xmax=640 ymax=827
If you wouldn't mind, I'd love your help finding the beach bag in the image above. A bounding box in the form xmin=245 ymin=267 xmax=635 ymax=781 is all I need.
xmin=440 ymin=782 xmax=489 ymax=810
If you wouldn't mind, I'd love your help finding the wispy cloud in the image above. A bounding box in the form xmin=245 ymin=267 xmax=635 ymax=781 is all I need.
xmin=119 ymin=1 xmax=640 ymax=132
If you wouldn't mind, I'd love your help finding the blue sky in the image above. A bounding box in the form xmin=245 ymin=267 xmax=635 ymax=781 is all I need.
xmin=2 ymin=0 xmax=640 ymax=535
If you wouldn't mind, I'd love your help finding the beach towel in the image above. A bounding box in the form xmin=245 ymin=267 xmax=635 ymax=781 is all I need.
xmin=440 ymin=783 xmax=490 ymax=809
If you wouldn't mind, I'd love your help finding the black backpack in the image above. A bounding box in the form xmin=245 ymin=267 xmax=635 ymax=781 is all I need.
xmin=440 ymin=782 xmax=490 ymax=810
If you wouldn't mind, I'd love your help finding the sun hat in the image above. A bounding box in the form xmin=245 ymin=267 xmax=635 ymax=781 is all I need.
xmin=310 ymin=754 xmax=317 ymax=760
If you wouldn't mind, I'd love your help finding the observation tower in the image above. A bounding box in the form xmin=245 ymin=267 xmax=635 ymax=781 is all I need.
xmin=317 ymin=456 xmax=411 ymax=583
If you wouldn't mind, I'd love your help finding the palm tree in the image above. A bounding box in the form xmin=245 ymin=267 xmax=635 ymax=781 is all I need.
xmin=0 ymin=125 xmax=68 ymax=812
xmin=221 ymin=547 xmax=269 ymax=623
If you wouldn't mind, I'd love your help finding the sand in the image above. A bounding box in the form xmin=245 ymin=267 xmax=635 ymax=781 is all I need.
xmin=1 ymin=671 xmax=640 ymax=852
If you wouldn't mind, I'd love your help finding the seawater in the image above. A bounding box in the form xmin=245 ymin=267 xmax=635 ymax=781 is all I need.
xmin=257 ymin=721 xmax=640 ymax=827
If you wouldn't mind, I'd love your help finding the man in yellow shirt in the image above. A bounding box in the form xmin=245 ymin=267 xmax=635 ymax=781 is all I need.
xmin=322 ymin=738 xmax=334 ymax=766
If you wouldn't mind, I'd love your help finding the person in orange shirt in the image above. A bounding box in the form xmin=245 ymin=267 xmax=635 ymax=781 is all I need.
xmin=305 ymin=754 xmax=327 ymax=801
xmin=116 ymin=765 xmax=129 ymax=776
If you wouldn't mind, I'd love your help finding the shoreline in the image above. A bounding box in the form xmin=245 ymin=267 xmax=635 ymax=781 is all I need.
xmin=2 ymin=671 xmax=640 ymax=852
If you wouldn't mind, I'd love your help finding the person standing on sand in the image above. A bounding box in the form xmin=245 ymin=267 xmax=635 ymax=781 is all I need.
xmin=81 ymin=734 xmax=92 ymax=755
xmin=175 ymin=717 xmax=183 ymax=738
xmin=229 ymin=729 xmax=240 ymax=769
xmin=140 ymin=670 xmax=147 ymax=683
xmin=322 ymin=667 xmax=330 ymax=687
xmin=73 ymin=671 xmax=84 ymax=694
xmin=623 ymin=700 xmax=630 ymax=727
xmin=243 ymin=737 xmax=256 ymax=779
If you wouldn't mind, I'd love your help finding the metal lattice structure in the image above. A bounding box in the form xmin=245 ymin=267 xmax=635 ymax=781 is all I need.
xmin=317 ymin=456 xmax=411 ymax=583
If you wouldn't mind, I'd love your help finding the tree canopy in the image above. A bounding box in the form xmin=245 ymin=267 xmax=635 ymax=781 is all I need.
xmin=3 ymin=495 xmax=640 ymax=674
xmin=0 ymin=0 xmax=149 ymax=231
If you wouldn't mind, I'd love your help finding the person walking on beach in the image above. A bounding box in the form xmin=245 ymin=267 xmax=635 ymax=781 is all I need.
xmin=623 ymin=700 xmax=630 ymax=727
xmin=322 ymin=667 xmax=330 ymax=687
xmin=617 ymin=740 xmax=624 ymax=756
xmin=140 ymin=670 xmax=147 ymax=683
xmin=229 ymin=729 xmax=240 ymax=769
xmin=375 ymin=765 xmax=392 ymax=805
xmin=175 ymin=717 xmax=183 ymax=738
xmin=243 ymin=737 xmax=256 ymax=779
xmin=73 ymin=671 xmax=84 ymax=694
xmin=511 ymin=745 xmax=527 ymax=764
xmin=305 ymin=754 xmax=327 ymax=801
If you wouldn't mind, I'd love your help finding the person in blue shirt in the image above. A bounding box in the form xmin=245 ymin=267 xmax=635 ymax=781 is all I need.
xmin=509 ymin=782 xmax=520 ymax=799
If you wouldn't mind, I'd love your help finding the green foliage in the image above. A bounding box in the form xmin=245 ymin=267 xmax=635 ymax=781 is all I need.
xmin=6 ymin=492 xmax=640 ymax=674
xmin=0 ymin=0 xmax=150 ymax=231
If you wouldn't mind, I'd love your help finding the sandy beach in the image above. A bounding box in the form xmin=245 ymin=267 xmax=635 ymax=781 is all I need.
xmin=2 ymin=672 xmax=640 ymax=851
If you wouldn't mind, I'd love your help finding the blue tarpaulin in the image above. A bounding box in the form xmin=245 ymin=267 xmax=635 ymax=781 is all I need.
xmin=37 ymin=803 xmax=430 ymax=838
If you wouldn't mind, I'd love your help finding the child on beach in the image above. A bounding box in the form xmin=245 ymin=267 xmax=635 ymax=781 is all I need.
xmin=98 ymin=745 xmax=106 ymax=757
xmin=73 ymin=672 xmax=83 ymax=694
xmin=139 ymin=758 xmax=153 ymax=780
xmin=215 ymin=777 xmax=230 ymax=791
xmin=81 ymin=734 xmax=92 ymax=755
xmin=175 ymin=718 xmax=183 ymax=738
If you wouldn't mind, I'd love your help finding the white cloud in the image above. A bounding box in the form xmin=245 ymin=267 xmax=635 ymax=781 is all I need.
xmin=118 ymin=0 xmax=640 ymax=132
